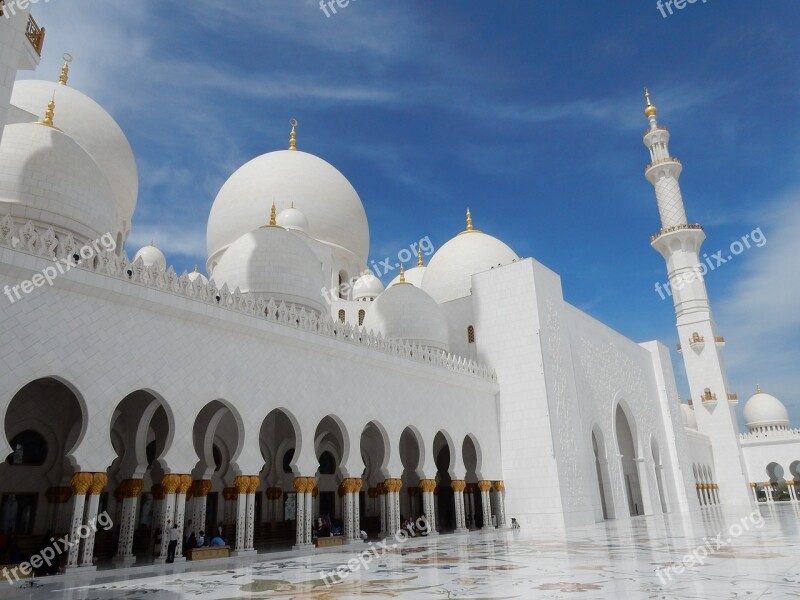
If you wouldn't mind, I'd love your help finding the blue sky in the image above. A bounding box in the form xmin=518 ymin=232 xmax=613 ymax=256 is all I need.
xmin=22 ymin=0 xmax=800 ymax=428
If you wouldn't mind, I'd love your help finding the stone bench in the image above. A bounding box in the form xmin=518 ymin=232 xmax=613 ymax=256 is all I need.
xmin=314 ymin=536 xmax=343 ymax=548
xmin=185 ymin=545 xmax=231 ymax=561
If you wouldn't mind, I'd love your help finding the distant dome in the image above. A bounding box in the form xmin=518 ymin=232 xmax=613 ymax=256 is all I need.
xmin=422 ymin=214 xmax=518 ymax=303
xmin=0 ymin=122 xmax=116 ymax=240
xmin=207 ymin=149 xmax=369 ymax=271
xmin=362 ymin=281 xmax=449 ymax=351
xmin=134 ymin=242 xmax=166 ymax=271
xmin=10 ymin=79 xmax=138 ymax=236
xmin=680 ymin=404 xmax=697 ymax=430
xmin=188 ymin=266 xmax=209 ymax=284
xmin=276 ymin=205 xmax=309 ymax=233
xmin=353 ymin=272 xmax=384 ymax=301
xmin=211 ymin=225 xmax=324 ymax=313
xmin=743 ymin=387 xmax=790 ymax=432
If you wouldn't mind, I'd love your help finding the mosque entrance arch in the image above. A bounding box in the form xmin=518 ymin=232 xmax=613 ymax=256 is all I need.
xmin=615 ymin=404 xmax=643 ymax=516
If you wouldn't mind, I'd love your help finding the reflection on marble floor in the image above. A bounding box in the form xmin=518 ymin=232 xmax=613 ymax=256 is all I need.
xmin=4 ymin=503 xmax=800 ymax=599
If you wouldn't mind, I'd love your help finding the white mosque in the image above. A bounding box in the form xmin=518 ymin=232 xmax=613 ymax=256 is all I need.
xmin=0 ymin=7 xmax=797 ymax=571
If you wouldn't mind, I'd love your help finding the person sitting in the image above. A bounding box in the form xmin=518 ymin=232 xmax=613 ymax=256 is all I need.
xmin=210 ymin=535 xmax=225 ymax=546
xmin=195 ymin=530 xmax=206 ymax=547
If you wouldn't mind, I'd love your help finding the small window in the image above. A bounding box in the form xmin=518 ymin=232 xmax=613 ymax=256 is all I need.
xmin=358 ymin=310 xmax=365 ymax=326
xmin=338 ymin=309 xmax=346 ymax=323
xmin=467 ymin=325 xmax=475 ymax=344
xmin=6 ymin=430 xmax=47 ymax=466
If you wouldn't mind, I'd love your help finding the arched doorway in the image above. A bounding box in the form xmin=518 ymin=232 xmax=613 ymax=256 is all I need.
xmin=433 ymin=431 xmax=454 ymax=532
xmin=360 ymin=422 xmax=388 ymax=534
xmin=650 ymin=437 xmax=668 ymax=513
xmin=592 ymin=427 xmax=613 ymax=520
xmin=615 ymin=404 xmax=643 ymax=516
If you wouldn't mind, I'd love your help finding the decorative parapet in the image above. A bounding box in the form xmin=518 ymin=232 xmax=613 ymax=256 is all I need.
xmin=740 ymin=428 xmax=800 ymax=441
xmin=650 ymin=223 xmax=703 ymax=243
xmin=645 ymin=156 xmax=681 ymax=172
xmin=0 ymin=217 xmax=497 ymax=383
xmin=25 ymin=14 xmax=45 ymax=55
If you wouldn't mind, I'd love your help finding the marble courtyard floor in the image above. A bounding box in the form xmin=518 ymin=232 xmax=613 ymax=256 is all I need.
xmin=3 ymin=504 xmax=800 ymax=599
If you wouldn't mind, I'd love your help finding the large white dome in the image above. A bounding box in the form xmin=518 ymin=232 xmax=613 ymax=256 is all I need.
xmin=0 ymin=122 xmax=116 ymax=241
xmin=10 ymin=80 xmax=138 ymax=236
xmin=362 ymin=280 xmax=449 ymax=351
xmin=211 ymin=224 xmax=325 ymax=314
xmin=207 ymin=150 xmax=369 ymax=270
xmin=422 ymin=217 xmax=518 ymax=304
xmin=743 ymin=387 xmax=790 ymax=432
xmin=353 ymin=272 xmax=384 ymax=301
xmin=134 ymin=242 xmax=167 ymax=271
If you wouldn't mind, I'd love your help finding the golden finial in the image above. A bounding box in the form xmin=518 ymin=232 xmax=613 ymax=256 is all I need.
xmin=459 ymin=208 xmax=481 ymax=235
xmin=417 ymin=244 xmax=424 ymax=267
xmin=289 ymin=118 xmax=298 ymax=150
xmin=644 ymin=87 xmax=658 ymax=118
xmin=58 ymin=53 xmax=73 ymax=86
xmin=756 ymin=384 xmax=762 ymax=394
xmin=261 ymin=202 xmax=281 ymax=228
xmin=193 ymin=265 xmax=199 ymax=273
xmin=399 ymin=264 xmax=406 ymax=284
xmin=36 ymin=94 xmax=59 ymax=129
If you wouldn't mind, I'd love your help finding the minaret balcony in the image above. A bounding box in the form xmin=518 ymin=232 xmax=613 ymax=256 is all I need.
xmin=688 ymin=334 xmax=705 ymax=351
xmin=650 ymin=223 xmax=704 ymax=243
xmin=25 ymin=14 xmax=45 ymax=56
xmin=645 ymin=156 xmax=681 ymax=172
xmin=700 ymin=388 xmax=718 ymax=407
xmin=727 ymin=392 xmax=739 ymax=404
xmin=715 ymin=336 xmax=726 ymax=347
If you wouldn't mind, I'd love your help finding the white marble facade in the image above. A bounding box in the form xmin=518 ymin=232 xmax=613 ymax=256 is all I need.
xmin=0 ymin=6 xmax=796 ymax=577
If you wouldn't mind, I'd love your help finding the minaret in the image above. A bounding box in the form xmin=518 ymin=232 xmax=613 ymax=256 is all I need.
xmin=643 ymin=89 xmax=751 ymax=507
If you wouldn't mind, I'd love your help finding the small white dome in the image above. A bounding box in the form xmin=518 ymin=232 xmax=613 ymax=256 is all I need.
xmin=276 ymin=205 xmax=309 ymax=233
xmin=362 ymin=281 xmax=449 ymax=351
xmin=134 ymin=242 xmax=167 ymax=271
xmin=353 ymin=272 xmax=384 ymax=301
xmin=680 ymin=404 xmax=697 ymax=430
xmin=188 ymin=266 xmax=209 ymax=284
xmin=212 ymin=225 xmax=324 ymax=313
xmin=0 ymin=122 xmax=116 ymax=240
xmin=207 ymin=149 xmax=369 ymax=268
xmin=10 ymin=80 xmax=138 ymax=236
xmin=422 ymin=216 xmax=517 ymax=304
xmin=389 ymin=265 xmax=426 ymax=288
xmin=743 ymin=387 xmax=790 ymax=432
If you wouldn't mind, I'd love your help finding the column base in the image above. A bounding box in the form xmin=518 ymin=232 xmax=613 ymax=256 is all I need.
xmin=65 ymin=565 xmax=97 ymax=573
xmin=454 ymin=528 xmax=469 ymax=535
xmin=112 ymin=554 xmax=137 ymax=566
xmin=231 ymin=549 xmax=257 ymax=557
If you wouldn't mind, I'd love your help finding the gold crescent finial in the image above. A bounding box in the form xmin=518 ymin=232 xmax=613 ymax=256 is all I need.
xmin=58 ymin=53 xmax=73 ymax=86
xmin=399 ymin=264 xmax=406 ymax=284
xmin=756 ymin=384 xmax=762 ymax=394
xmin=417 ymin=243 xmax=424 ymax=267
xmin=644 ymin=87 xmax=658 ymax=118
xmin=289 ymin=118 xmax=298 ymax=150
xmin=269 ymin=202 xmax=277 ymax=226
xmin=459 ymin=207 xmax=482 ymax=235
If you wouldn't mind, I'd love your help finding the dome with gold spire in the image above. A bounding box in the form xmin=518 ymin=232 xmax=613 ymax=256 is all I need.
xmin=421 ymin=209 xmax=518 ymax=304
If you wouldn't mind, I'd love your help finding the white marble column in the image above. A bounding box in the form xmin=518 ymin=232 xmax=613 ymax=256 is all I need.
xmin=113 ymin=479 xmax=144 ymax=565
xmin=493 ymin=481 xmax=508 ymax=528
xmin=305 ymin=482 xmax=314 ymax=545
xmin=378 ymin=483 xmax=387 ymax=537
xmin=65 ymin=473 xmax=91 ymax=569
xmin=478 ymin=481 xmax=493 ymax=530
xmin=788 ymin=482 xmax=798 ymax=502
xmin=352 ymin=480 xmax=362 ymax=540
xmin=451 ymin=480 xmax=468 ymax=534
xmin=293 ymin=477 xmax=313 ymax=548
xmin=233 ymin=476 xmax=249 ymax=553
xmin=155 ymin=475 xmax=180 ymax=563
xmin=419 ymin=480 xmax=438 ymax=536
xmin=245 ymin=476 xmax=258 ymax=552
xmin=174 ymin=475 xmax=191 ymax=558
xmin=79 ymin=474 xmax=107 ymax=567
xmin=191 ymin=480 xmax=212 ymax=534
xmin=342 ymin=480 xmax=355 ymax=542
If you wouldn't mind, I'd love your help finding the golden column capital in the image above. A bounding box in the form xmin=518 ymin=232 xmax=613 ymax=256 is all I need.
xmin=419 ymin=479 xmax=436 ymax=493
xmin=494 ymin=481 xmax=505 ymax=492
xmin=376 ymin=482 xmax=386 ymax=495
xmin=234 ymin=475 xmax=251 ymax=494
xmin=70 ymin=472 xmax=94 ymax=495
xmin=293 ymin=477 xmax=309 ymax=493
xmin=477 ymin=480 xmax=492 ymax=493
xmin=451 ymin=480 xmax=466 ymax=493
xmin=89 ymin=473 xmax=108 ymax=495
xmin=46 ymin=486 xmax=72 ymax=504
xmin=177 ymin=474 xmax=193 ymax=495
xmin=311 ymin=483 xmax=319 ymax=497
xmin=193 ymin=480 xmax=213 ymax=497
xmin=223 ymin=486 xmax=238 ymax=501
xmin=118 ymin=479 xmax=144 ymax=499
xmin=160 ymin=474 xmax=181 ymax=495
xmin=248 ymin=476 xmax=261 ymax=494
